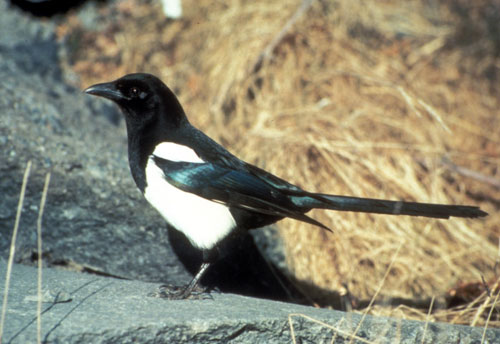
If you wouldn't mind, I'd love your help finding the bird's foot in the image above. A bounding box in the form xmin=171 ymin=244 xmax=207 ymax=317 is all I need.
xmin=148 ymin=284 xmax=214 ymax=300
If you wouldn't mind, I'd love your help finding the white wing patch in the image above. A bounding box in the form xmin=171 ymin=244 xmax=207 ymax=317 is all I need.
xmin=151 ymin=142 xmax=204 ymax=163
xmin=144 ymin=145 xmax=236 ymax=250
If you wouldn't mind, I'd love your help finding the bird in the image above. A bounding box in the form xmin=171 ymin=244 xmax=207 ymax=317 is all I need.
xmin=85 ymin=73 xmax=488 ymax=299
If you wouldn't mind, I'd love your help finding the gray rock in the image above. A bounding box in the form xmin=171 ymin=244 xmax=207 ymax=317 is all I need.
xmin=0 ymin=0 xmax=191 ymax=285
xmin=2 ymin=261 xmax=498 ymax=344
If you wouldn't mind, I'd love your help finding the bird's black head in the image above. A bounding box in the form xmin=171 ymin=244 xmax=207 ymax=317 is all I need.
xmin=84 ymin=73 xmax=187 ymax=129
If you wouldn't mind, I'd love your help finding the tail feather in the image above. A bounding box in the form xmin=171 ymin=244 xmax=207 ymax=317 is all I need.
xmin=295 ymin=194 xmax=487 ymax=219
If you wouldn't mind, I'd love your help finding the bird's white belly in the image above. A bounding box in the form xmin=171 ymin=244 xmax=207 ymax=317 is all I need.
xmin=143 ymin=158 xmax=236 ymax=250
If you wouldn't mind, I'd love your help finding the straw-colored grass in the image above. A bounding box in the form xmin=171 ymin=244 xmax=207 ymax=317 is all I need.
xmin=60 ymin=0 xmax=499 ymax=326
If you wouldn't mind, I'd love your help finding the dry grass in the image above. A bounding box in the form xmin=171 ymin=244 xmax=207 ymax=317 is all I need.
xmin=59 ymin=0 xmax=499 ymax=327
xmin=0 ymin=161 xmax=32 ymax=342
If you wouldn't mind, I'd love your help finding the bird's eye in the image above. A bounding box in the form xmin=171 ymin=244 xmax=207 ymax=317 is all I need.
xmin=128 ymin=86 xmax=147 ymax=100
xmin=130 ymin=87 xmax=140 ymax=97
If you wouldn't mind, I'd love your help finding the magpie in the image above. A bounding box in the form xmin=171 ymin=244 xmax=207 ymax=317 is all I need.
xmin=85 ymin=73 xmax=488 ymax=299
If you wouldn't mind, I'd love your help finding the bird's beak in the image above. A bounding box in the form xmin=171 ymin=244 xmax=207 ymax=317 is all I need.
xmin=84 ymin=82 xmax=128 ymax=101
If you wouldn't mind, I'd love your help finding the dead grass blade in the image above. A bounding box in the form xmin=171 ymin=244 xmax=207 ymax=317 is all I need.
xmin=0 ymin=161 xmax=32 ymax=342
xmin=288 ymin=313 xmax=375 ymax=344
xmin=471 ymin=277 xmax=500 ymax=327
xmin=349 ymin=242 xmax=403 ymax=343
xmin=251 ymin=0 xmax=315 ymax=73
xmin=441 ymin=158 xmax=500 ymax=189
xmin=481 ymin=288 xmax=500 ymax=344
xmin=421 ymin=296 xmax=435 ymax=344
xmin=36 ymin=173 xmax=51 ymax=344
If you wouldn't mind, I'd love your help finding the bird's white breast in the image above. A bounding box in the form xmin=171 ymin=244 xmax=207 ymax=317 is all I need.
xmin=143 ymin=142 xmax=237 ymax=250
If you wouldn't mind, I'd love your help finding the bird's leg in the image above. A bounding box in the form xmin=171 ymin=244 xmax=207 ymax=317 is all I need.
xmin=181 ymin=262 xmax=211 ymax=295
xmin=151 ymin=249 xmax=218 ymax=300
xmin=151 ymin=262 xmax=212 ymax=300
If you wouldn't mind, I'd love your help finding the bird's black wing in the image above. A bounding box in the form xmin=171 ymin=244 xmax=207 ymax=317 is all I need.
xmin=151 ymin=156 xmax=331 ymax=230
xmin=182 ymin=127 xmax=305 ymax=194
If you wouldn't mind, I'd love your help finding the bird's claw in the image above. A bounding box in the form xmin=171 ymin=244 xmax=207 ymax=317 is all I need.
xmin=148 ymin=284 xmax=214 ymax=300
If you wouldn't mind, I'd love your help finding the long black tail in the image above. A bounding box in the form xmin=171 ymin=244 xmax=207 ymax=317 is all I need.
xmin=303 ymin=194 xmax=488 ymax=219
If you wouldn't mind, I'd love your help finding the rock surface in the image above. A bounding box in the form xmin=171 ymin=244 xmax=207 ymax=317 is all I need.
xmin=2 ymin=261 xmax=499 ymax=344
xmin=0 ymin=4 xmax=190 ymax=284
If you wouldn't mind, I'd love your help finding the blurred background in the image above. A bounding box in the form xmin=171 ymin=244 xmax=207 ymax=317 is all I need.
xmin=13 ymin=0 xmax=499 ymax=327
